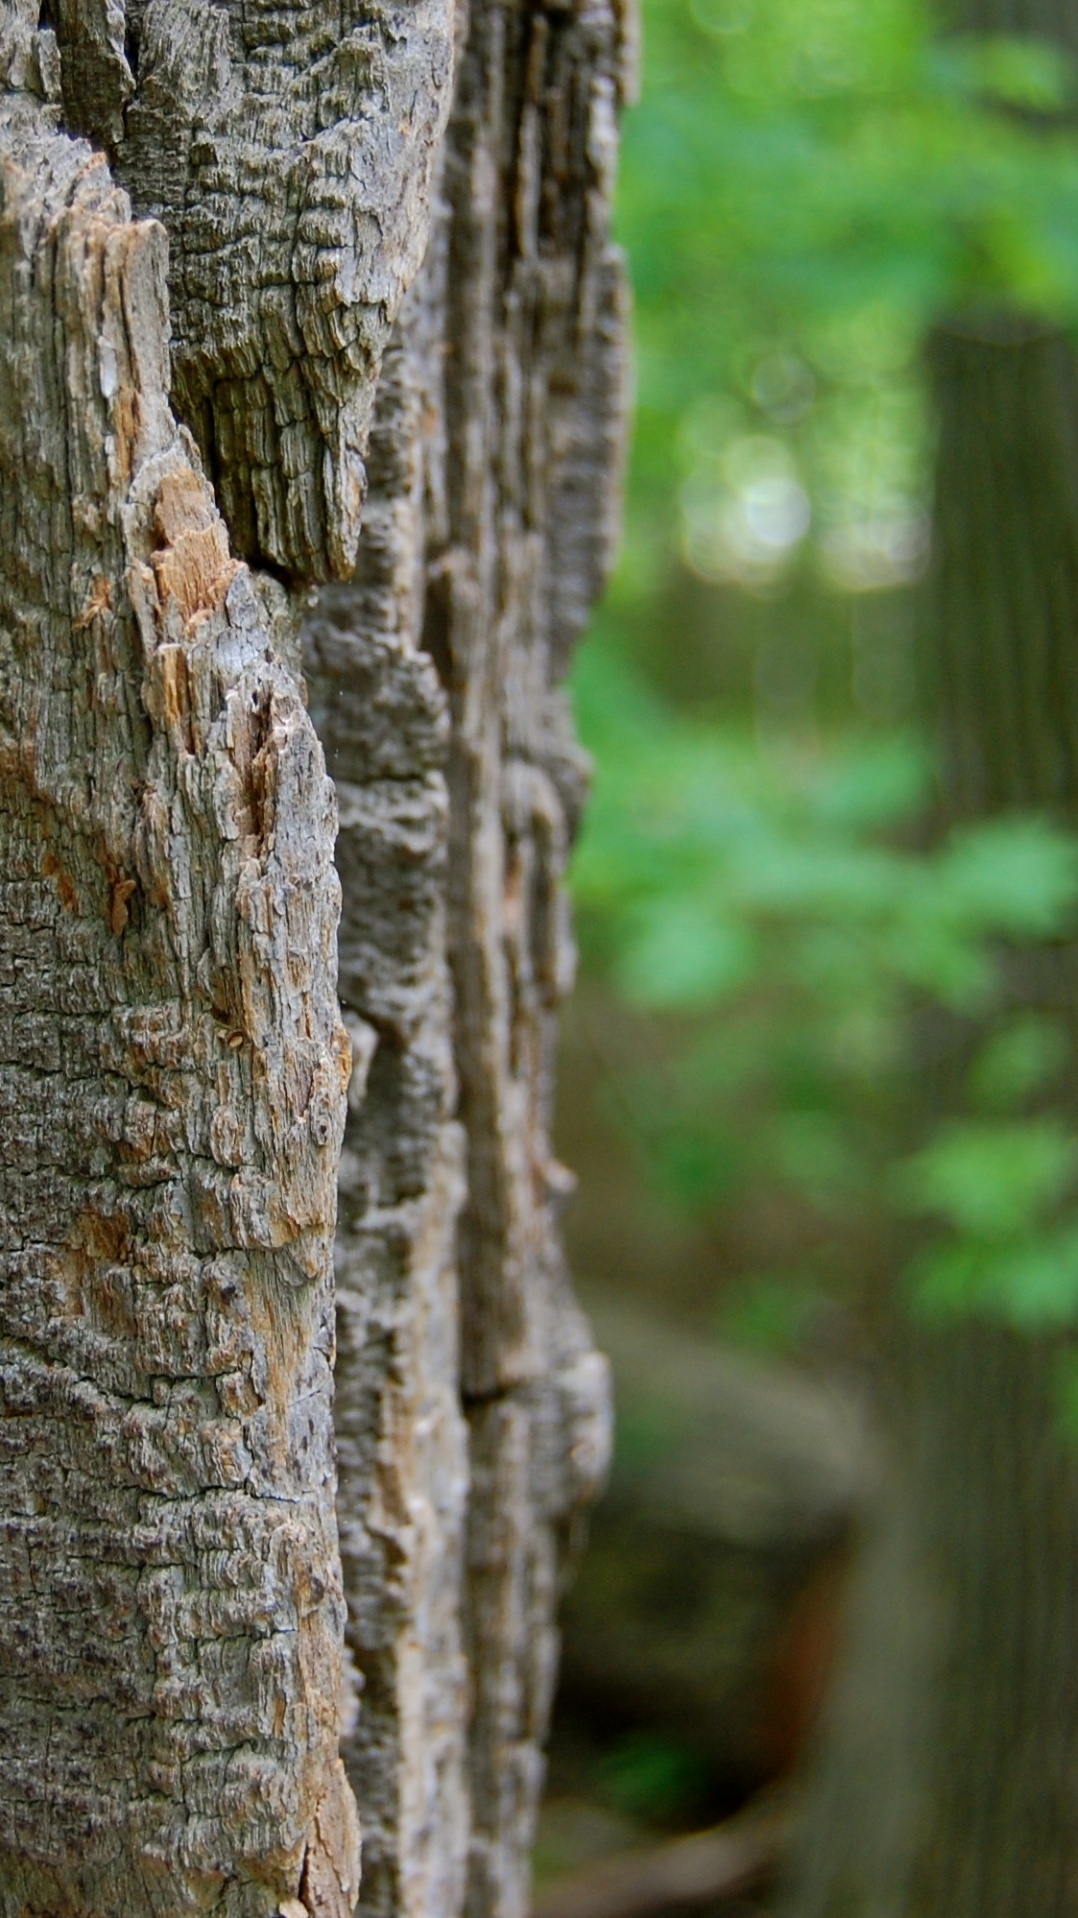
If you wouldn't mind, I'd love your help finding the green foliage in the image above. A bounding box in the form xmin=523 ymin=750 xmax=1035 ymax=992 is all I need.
xmin=910 ymin=1225 xmax=1078 ymax=1327
xmin=897 ymin=1113 xmax=1078 ymax=1324
xmin=894 ymin=1119 xmax=1078 ymax=1241
xmin=597 ymin=1730 xmax=710 ymax=1821
xmin=571 ymin=637 xmax=1078 ymax=1334
xmin=575 ymin=643 xmax=1078 ymax=1004
xmin=618 ymin=0 xmax=1078 ymax=601
xmin=716 ymin=1268 xmax=828 ymax=1351
xmin=569 ymin=0 xmax=1078 ymax=1354
xmin=969 ymin=1014 xmax=1069 ymax=1111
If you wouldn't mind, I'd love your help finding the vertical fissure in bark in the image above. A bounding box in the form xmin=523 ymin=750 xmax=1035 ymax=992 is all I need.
xmin=0 ymin=23 xmax=361 ymax=1911
xmin=304 ymin=0 xmax=634 ymax=1911
xmin=2 ymin=0 xmax=631 ymax=1908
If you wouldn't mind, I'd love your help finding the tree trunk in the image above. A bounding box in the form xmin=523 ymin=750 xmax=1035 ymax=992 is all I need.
xmin=779 ymin=226 xmax=1078 ymax=1918
xmin=0 ymin=1 xmax=629 ymax=1912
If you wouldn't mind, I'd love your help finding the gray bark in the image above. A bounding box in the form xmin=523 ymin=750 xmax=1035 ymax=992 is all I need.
xmin=305 ymin=1 xmax=632 ymax=1908
xmin=0 ymin=49 xmax=358 ymax=1918
xmin=0 ymin=0 xmax=628 ymax=1912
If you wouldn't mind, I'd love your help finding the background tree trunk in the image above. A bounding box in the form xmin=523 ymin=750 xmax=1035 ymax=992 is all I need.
xmin=0 ymin=1 xmax=629 ymax=1912
xmin=779 ymin=243 xmax=1078 ymax=1918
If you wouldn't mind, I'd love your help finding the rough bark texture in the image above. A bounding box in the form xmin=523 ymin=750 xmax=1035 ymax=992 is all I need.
xmin=303 ymin=326 xmax=471 ymax=1918
xmin=51 ymin=0 xmax=456 ymax=583
xmin=436 ymin=9 xmax=629 ymax=1912
xmin=0 ymin=0 xmax=628 ymax=1909
xmin=0 ymin=14 xmax=359 ymax=1913
xmin=304 ymin=1 xmax=634 ymax=1910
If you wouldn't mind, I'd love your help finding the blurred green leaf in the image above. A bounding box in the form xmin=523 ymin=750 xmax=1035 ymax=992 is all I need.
xmin=969 ymin=1014 xmax=1070 ymax=1111
xmin=928 ymin=35 xmax=1075 ymax=113
xmin=617 ymin=904 xmax=758 ymax=1009
xmin=598 ymin=1732 xmax=710 ymax=1821
xmin=894 ymin=1119 xmax=1078 ymax=1238
xmin=911 ymin=1227 xmax=1078 ymax=1326
xmin=933 ymin=818 xmax=1078 ymax=938
xmin=717 ymin=1270 xmax=829 ymax=1351
xmin=567 ymin=0 xmax=1078 ymax=1358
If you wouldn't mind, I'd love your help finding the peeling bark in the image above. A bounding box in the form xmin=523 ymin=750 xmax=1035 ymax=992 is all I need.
xmin=1 ymin=0 xmax=629 ymax=1908
xmin=0 ymin=25 xmax=356 ymax=1915
xmin=303 ymin=2 xmax=632 ymax=1908
xmin=433 ymin=27 xmax=630 ymax=1904
xmin=42 ymin=0 xmax=456 ymax=583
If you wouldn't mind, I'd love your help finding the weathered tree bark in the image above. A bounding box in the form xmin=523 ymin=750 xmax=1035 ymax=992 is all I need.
xmin=305 ymin=5 xmax=632 ymax=1911
xmin=0 ymin=0 xmax=628 ymax=1912
xmin=780 ymin=28 xmax=1078 ymax=1914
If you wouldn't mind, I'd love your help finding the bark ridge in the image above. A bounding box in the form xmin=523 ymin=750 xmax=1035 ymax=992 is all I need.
xmin=0 ymin=0 xmax=631 ymax=1909
xmin=0 ymin=17 xmax=359 ymax=1912
xmin=310 ymin=2 xmax=634 ymax=1911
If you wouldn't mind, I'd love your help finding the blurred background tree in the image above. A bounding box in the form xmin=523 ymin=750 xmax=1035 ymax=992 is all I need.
xmin=538 ymin=0 xmax=1078 ymax=1911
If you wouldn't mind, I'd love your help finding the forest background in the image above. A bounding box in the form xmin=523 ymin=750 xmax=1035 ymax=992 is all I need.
xmin=538 ymin=0 xmax=1078 ymax=1878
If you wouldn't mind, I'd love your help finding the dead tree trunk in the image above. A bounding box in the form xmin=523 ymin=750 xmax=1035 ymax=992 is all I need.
xmin=0 ymin=1 xmax=630 ymax=1913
